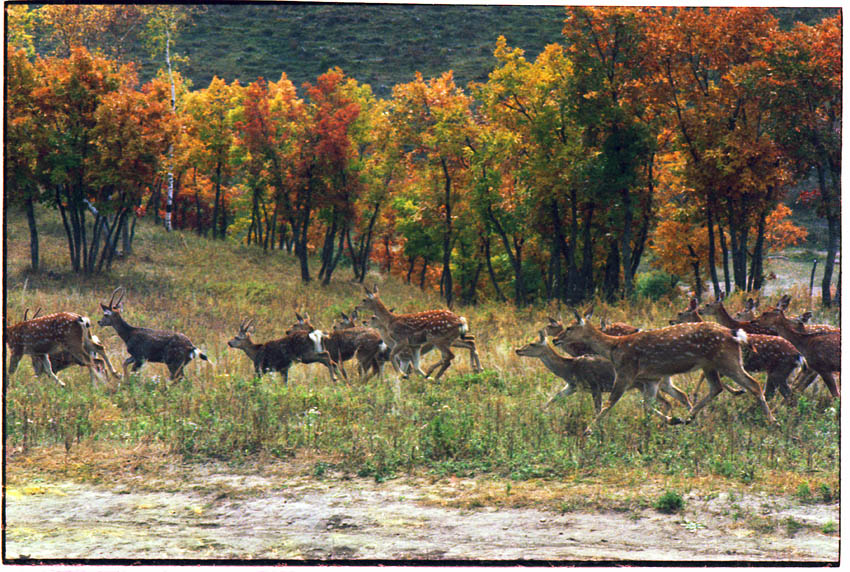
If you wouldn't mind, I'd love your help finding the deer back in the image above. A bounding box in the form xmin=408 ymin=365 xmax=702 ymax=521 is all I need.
xmin=5 ymin=312 xmax=89 ymax=355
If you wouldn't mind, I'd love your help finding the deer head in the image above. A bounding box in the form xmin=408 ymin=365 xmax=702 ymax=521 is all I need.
xmin=285 ymin=312 xmax=314 ymax=335
xmin=515 ymin=330 xmax=551 ymax=358
xmin=228 ymin=318 xmax=255 ymax=349
xmin=99 ymin=287 xmax=126 ymax=327
xmin=669 ymin=297 xmax=701 ymax=325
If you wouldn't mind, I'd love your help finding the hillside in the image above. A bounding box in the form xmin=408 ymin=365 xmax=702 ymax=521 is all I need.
xmin=113 ymin=5 xmax=835 ymax=97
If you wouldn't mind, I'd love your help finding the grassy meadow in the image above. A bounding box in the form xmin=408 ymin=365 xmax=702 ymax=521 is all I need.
xmin=4 ymin=207 xmax=840 ymax=501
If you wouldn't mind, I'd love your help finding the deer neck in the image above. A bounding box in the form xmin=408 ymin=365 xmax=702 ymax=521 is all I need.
xmin=237 ymin=336 xmax=263 ymax=361
xmin=537 ymin=344 xmax=574 ymax=376
xmin=108 ymin=313 xmax=137 ymax=343
xmin=579 ymin=327 xmax=620 ymax=359
xmin=711 ymin=303 xmax=741 ymax=329
xmin=369 ymin=297 xmax=396 ymax=327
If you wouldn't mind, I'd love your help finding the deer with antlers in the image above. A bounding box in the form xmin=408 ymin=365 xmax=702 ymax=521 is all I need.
xmin=751 ymin=306 xmax=840 ymax=399
xmin=331 ymin=310 xmax=391 ymax=381
xmin=356 ymin=284 xmax=476 ymax=380
xmin=554 ymin=308 xmax=775 ymax=436
xmin=228 ymin=318 xmax=338 ymax=384
xmin=6 ymin=310 xmax=104 ymax=387
xmin=671 ymin=298 xmax=806 ymax=402
xmin=516 ymin=331 xmax=692 ymax=419
xmin=98 ymin=287 xmax=209 ymax=383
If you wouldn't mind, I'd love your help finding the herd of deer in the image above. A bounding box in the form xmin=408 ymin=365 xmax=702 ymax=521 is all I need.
xmin=5 ymin=285 xmax=840 ymax=437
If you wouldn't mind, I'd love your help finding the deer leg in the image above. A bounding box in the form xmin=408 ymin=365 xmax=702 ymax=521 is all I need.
xmin=406 ymin=346 xmax=430 ymax=378
xmin=41 ymin=355 xmax=66 ymax=387
xmin=658 ymin=377 xmax=693 ymax=412
xmin=429 ymin=346 xmax=455 ymax=381
xmin=818 ymin=370 xmax=840 ymax=399
xmin=97 ymin=349 xmax=120 ymax=380
xmin=321 ymin=353 xmax=338 ymax=382
xmin=687 ymin=369 xmax=724 ymax=422
xmin=544 ymin=381 xmax=576 ymax=409
xmin=583 ymin=371 xmax=632 ymax=436
xmin=8 ymin=352 xmax=23 ymax=375
xmin=721 ymin=363 xmax=776 ymax=424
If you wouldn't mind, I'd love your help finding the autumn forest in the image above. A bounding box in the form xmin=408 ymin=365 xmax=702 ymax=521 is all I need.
xmin=5 ymin=6 xmax=841 ymax=307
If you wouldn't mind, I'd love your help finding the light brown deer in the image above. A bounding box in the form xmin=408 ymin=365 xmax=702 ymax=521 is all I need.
xmin=671 ymin=298 xmax=806 ymax=402
xmin=6 ymin=311 xmax=101 ymax=386
xmin=516 ymin=331 xmax=691 ymax=420
xmin=732 ymin=298 xmax=760 ymax=321
xmin=228 ymin=318 xmax=338 ymax=384
xmin=554 ymin=308 xmax=775 ymax=436
xmin=355 ymin=284 xmax=472 ymax=380
xmin=23 ymin=308 xmax=120 ymax=385
xmin=544 ymin=316 xmax=639 ymax=356
xmin=751 ymin=307 xmax=840 ymax=399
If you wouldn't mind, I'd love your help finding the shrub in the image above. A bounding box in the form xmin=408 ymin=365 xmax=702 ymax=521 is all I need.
xmin=654 ymin=490 xmax=684 ymax=514
xmin=634 ymin=270 xmax=677 ymax=301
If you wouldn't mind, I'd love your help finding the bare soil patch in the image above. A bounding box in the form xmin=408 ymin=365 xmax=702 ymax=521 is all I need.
xmin=4 ymin=448 xmax=838 ymax=563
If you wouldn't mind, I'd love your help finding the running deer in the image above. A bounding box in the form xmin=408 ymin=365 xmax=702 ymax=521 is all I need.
xmin=285 ymin=312 xmax=385 ymax=381
xmin=671 ymin=298 xmax=806 ymax=401
xmin=228 ymin=318 xmax=337 ymax=383
xmin=355 ymin=284 xmax=476 ymax=380
xmin=98 ymin=287 xmax=209 ymax=382
xmin=733 ymin=298 xmax=760 ymax=322
xmin=751 ymin=307 xmax=840 ymax=399
xmin=20 ymin=309 xmax=116 ymax=385
xmin=6 ymin=311 xmax=102 ymax=387
xmin=365 ymin=314 xmax=481 ymax=377
xmin=554 ymin=308 xmax=775 ymax=436
xmin=516 ymin=331 xmax=692 ymax=419
xmin=544 ymin=316 xmax=639 ymax=356
xmin=332 ymin=310 xmax=391 ymax=381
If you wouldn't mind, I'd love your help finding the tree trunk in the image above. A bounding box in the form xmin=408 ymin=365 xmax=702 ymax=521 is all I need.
xmin=749 ymin=209 xmax=767 ymax=292
xmin=603 ymin=238 xmax=620 ymax=302
xmin=440 ymin=158 xmax=453 ymax=307
xmin=25 ymin=196 xmax=39 ymax=272
xmin=818 ymin=163 xmax=840 ymax=307
xmin=580 ymin=204 xmax=595 ymax=300
xmin=706 ymin=200 xmax=721 ymax=298
xmin=621 ymin=187 xmax=634 ymax=298
xmin=212 ymin=159 xmax=222 ymax=239
xmin=483 ymin=233 xmax=507 ymax=303
xmin=163 ymin=24 xmax=176 ymax=232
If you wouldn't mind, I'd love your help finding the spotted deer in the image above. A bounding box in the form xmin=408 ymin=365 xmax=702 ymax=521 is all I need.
xmin=285 ymin=312 xmax=384 ymax=381
xmin=671 ymin=298 xmax=806 ymax=402
xmin=332 ymin=310 xmax=391 ymax=381
xmin=554 ymin=308 xmax=775 ymax=436
xmin=228 ymin=318 xmax=338 ymax=384
xmin=733 ymin=298 xmax=760 ymax=322
xmin=516 ymin=331 xmax=692 ymax=419
xmin=355 ymin=284 xmax=475 ymax=380
xmin=22 ymin=308 xmax=120 ymax=385
xmin=544 ymin=316 xmax=639 ymax=356
xmin=751 ymin=307 xmax=840 ymax=399
xmin=6 ymin=311 xmax=102 ymax=386
xmin=98 ymin=287 xmax=209 ymax=382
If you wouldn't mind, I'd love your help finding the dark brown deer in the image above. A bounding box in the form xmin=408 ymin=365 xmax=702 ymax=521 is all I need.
xmin=671 ymin=298 xmax=806 ymax=402
xmin=332 ymin=310 xmax=390 ymax=381
xmin=227 ymin=318 xmax=338 ymax=384
xmin=355 ymin=284 xmax=473 ymax=380
xmin=751 ymin=307 xmax=840 ymax=399
xmin=98 ymin=287 xmax=209 ymax=382
xmin=516 ymin=331 xmax=692 ymax=419
xmin=6 ymin=311 xmax=101 ymax=386
xmin=285 ymin=312 xmax=383 ymax=381
xmin=554 ymin=308 xmax=775 ymax=436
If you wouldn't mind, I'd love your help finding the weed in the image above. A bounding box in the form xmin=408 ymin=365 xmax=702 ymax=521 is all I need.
xmin=821 ymin=520 xmax=838 ymax=534
xmin=654 ymin=491 xmax=684 ymax=514
xmin=784 ymin=517 xmax=804 ymax=537
xmin=796 ymin=482 xmax=813 ymax=503
xmin=818 ymin=483 xmax=833 ymax=503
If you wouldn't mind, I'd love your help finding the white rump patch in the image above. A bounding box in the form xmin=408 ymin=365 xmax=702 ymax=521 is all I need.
xmin=78 ymin=316 xmax=91 ymax=328
xmin=191 ymin=348 xmax=201 ymax=360
xmin=459 ymin=316 xmax=469 ymax=335
xmin=734 ymin=329 xmax=748 ymax=344
xmin=379 ymin=342 xmax=388 ymax=352
xmin=309 ymin=330 xmax=324 ymax=353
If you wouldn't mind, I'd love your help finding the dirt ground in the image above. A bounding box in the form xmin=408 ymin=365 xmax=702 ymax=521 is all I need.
xmin=4 ymin=457 xmax=839 ymax=563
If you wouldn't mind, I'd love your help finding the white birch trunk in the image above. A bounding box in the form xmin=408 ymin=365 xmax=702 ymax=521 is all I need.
xmin=164 ymin=23 xmax=176 ymax=231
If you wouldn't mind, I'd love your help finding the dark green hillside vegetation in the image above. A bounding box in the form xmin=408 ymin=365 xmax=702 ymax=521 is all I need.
xmin=4 ymin=208 xmax=839 ymax=496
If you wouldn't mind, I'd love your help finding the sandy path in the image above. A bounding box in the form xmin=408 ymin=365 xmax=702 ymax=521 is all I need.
xmin=5 ymin=471 xmax=838 ymax=562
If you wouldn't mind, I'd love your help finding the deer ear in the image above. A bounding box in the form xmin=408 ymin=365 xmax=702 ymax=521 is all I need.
xmin=538 ymin=330 xmax=546 ymax=342
xmin=548 ymin=316 xmax=559 ymax=325
xmin=340 ymin=312 xmax=348 ymax=321
xmin=584 ymin=307 xmax=594 ymax=321
xmin=571 ymin=307 xmax=582 ymax=323
xmin=689 ymin=297 xmax=698 ymax=310
xmin=801 ymin=310 xmax=812 ymax=322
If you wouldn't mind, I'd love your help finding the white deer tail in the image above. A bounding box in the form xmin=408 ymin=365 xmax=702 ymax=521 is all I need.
xmin=733 ymin=329 xmax=748 ymax=345
xmin=459 ymin=316 xmax=469 ymax=336
xmin=191 ymin=347 xmax=211 ymax=363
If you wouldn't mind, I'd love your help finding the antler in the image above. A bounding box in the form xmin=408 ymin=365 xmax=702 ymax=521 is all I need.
xmin=107 ymin=286 xmax=125 ymax=308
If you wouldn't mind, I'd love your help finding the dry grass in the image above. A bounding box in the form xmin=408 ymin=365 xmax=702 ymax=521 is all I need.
xmin=4 ymin=206 xmax=841 ymax=506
